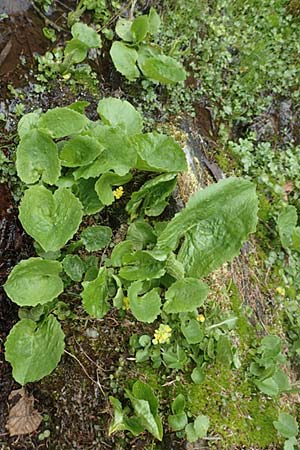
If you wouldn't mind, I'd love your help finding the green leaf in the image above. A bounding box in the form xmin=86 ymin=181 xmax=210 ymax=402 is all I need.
xmin=16 ymin=129 xmax=60 ymax=185
xmin=131 ymin=15 xmax=149 ymax=42
xmin=255 ymin=377 xmax=279 ymax=397
xmin=157 ymin=178 xmax=258 ymax=278
xmin=185 ymin=415 xmax=210 ymax=442
xmin=4 ymin=257 xmax=63 ymax=307
xmin=191 ymin=366 xmax=206 ymax=384
xmin=74 ymin=126 xmax=137 ymax=178
xmin=115 ymin=17 xmax=134 ymax=42
xmin=71 ymin=22 xmax=101 ymax=48
xmin=38 ymin=107 xmax=88 ymax=138
xmin=216 ymin=335 xmax=233 ymax=366
xmin=165 ymin=252 xmax=185 ymax=279
xmin=120 ymin=251 xmax=165 ymax=281
xmin=81 ymin=226 xmax=112 ymax=251
xmin=75 ymin=178 xmax=104 ymax=215
xmin=126 ymin=385 xmax=163 ymax=441
xmin=110 ymin=41 xmax=140 ymax=81
xmin=109 ymin=397 xmax=145 ymax=436
xmin=292 ymin=227 xmax=300 ymax=251
xmin=181 ymin=319 xmax=203 ymax=344
xmin=132 ymin=381 xmax=159 ymax=416
xmin=126 ymin=173 xmax=177 ymax=219
xmin=139 ymin=54 xmax=186 ymax=84
xmin=163 ymin=345 xmax=187 ymax=369
xmin=81 ymin=267 xmax=109 ymax=318
xmin=95 ymin=172 xmax=132 ymax=205
xmin=168 ymin=412 xmax=188 ymax=431
xmin=274 ymin=413 xmax=298 ymax=438
xmin=133 ymin=132 xmax=187 ymax=172
xmin=19 ymin=186 xmax=83 ymax=252
xmin=60 ymin=135 xmax=104 ymax=167
xmin=108 ymin=397 xmax=127 ymax=434
xmin=68 ymin=100 xmax=90 ymax=114
xmin=18 ymin=111 xmax=40 ymax=139
xmin=64 ymin=39 xmax=88 ymax=64
xmin=111 ymin=241 xmax=134 ymax=267
xmin=278 ymin=205 xmax=298 ymax=249
xmin=128 ymin=282 xmax=161 ymax=323
xmin=5 ymin=315 xmax=64 ymax=385
xmin=164 ymin=278 xmax=209 ymax=313
xmin=127 ymin=221 xmax=157 ymax=250
xmin=62 ymin=255 xmax=85 ymax=281
xmin=284 ymin=437 xmax=297 ymax=450
xmin=171 ymin=394 xmax=186 ymax=414
xmin=97 ymin=97 xmax=143 ymax=135
xmin=148 ymin=8 xmax=161 ymax=35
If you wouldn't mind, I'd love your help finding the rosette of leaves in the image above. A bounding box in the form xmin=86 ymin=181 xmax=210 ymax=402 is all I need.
xmin=110 ymin=8 xmax=187 ymax=83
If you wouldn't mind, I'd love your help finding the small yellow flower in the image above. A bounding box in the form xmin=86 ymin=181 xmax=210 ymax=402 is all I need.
xmin=113 ymin=186 xmax=124 ymax=200
xmin=276 ymin=287 xmax=285 ymax=297
xmin=197 ymin=313 xmax=205 ymax=323
xmin=123 ymin=296 xmax=130 ymax=310
xmin=152 ymin=324 xmax=172 ymax=345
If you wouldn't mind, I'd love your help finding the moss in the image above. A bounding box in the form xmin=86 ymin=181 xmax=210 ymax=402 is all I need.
xmin=228 ymin=281 xmax=256 ymax=346
xmin=184 ymin=365 xmax=280 ymax=448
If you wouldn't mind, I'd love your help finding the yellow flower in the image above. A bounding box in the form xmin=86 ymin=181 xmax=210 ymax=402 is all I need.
xmin=276 ymin=287 xmax=285 ymax=297
xmin=113 ymin=186 xmax=124 ymax=200
xmin=197 ymin=313 xmax=205 ymax=323
xmin=123 ymin=296 xmax=130 ymax=310
xmin=152 ymin=324 xmax=172 ymax=345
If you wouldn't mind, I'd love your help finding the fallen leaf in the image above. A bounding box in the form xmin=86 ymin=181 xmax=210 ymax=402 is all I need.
xmin=6 ymin=388 xmax=42 ymax=436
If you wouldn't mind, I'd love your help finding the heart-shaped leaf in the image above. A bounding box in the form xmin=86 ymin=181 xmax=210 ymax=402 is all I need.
xmin=16 ymin=129 xmax=60 ymax=185
xmin=4 ymin=257 xmax=63 ymax=307
xmin=5 ymin=315 xmax=65 ymax=385
xmin=97 ymin=97 xmax=143 ymax=135
xmin=19 ymin=186 xmax=83 ymax=252
xmin=128 ymin=282 xmax=161 ymax=323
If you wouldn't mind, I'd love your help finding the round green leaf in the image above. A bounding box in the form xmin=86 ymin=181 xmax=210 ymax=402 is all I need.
xmin=164 ymin=278 xmax=209 ymax=313
xmin=5 ymin=315 xmax=65 ymax=385
xmin=274 ymin=413 xmax=299 ymax=438
xmin=133 ymin=132 xmax=187 ymax=172
xmin=38 ymin=107 xmax=88 ymax=139
xmin=71 ymin=22 xmax=101 ymax=48
xmin=19 ymin=185 xmax=83 ymax=252
xmin=97 ymin=97 xmax=143 ymax=135
xmin=81 ymin=226 xmax=112 ymax=251
xmin=60 ymin=135 xmax=104 ymax=167
xmin=62 ymin=255 xmax=85 ymax=281
xmin=110 ymin=41 xmax=140 ymax=81
xmin=64 ymin=38 xmax=88 ymax=64
xmin=139 ymin=54 xmax=186 ymax=84
xmin=4 ymin=257 xmax=63 ymax=306
xmin=16 ymin=129 xmax=61 ymax=185
xmin=115 ymin=18 xmax=134 ymax=42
